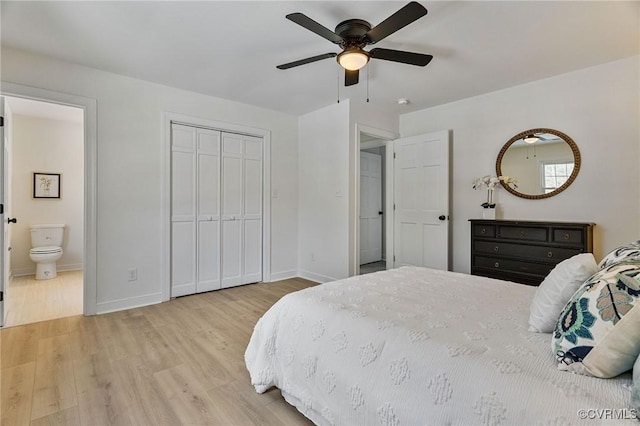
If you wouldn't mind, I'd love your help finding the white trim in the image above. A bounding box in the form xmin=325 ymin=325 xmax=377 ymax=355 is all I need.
xmin=1 ymin=82 xmax=97 ymax=316
xmin=268 ymin=269 xmax=299 ymax=282
xmin=12 ymin=263 xmax=83 ymax=277
xmin=161 ymin=112 xmax=271 ymax=301
xmin=351 ymin=124 xmax=398 ymax=277
xmin=297 ymin=269 xmax=337 ymax=284
xmin=95 ymin=292 xmax=163 ymax=314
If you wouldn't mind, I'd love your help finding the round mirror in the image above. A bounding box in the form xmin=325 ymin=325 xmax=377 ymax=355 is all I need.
xmin=496 ymin=128 xmax=580 ymax=199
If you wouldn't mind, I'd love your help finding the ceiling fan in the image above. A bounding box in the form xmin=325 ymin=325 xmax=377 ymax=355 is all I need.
xmin=276 ymin=1 xmax=433 ymax=87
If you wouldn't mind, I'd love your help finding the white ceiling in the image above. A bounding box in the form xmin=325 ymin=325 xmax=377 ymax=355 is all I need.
xmin=1 ymin=1 xmax=638 ymax=116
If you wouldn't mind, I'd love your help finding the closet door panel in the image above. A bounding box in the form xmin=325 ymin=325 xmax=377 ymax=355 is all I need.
xmin=242 ymin=136 xmax=263 ymax=283
xmin=171 ymin=124 xmax=196 ymax=296
xmin=221 ymin=219 xmax=242 ymax=288
xmin=196 ymin=128 xmax=221 ymax=292
xmin=244 ymin=158 xmax=262 ymax=217
xmin=222 ymin=134 xmax=243 ymax=217
xmin=243 ymin=218 xmax=262 ymax=283
xmin=221 ymin=133 xmax=243 ymax=287
xmin=171 ymin=151 xmax=196 ymax=219
xmin=198 ymin=220 xmax=220 ymax=292
xmin=172 ymin=222 xmax=196 ymax=296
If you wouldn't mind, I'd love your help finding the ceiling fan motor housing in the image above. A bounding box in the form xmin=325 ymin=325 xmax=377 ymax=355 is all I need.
xmin=335 ymin=19 xmax=372 ymax=49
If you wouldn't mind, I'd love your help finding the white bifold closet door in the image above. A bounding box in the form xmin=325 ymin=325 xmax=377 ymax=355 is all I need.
xmin=171 ymin=124 xmax=262 ymax=297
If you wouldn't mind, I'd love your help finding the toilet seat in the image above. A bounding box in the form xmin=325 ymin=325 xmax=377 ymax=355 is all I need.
xmin=30 ymin=246 xmax=62 ymax=255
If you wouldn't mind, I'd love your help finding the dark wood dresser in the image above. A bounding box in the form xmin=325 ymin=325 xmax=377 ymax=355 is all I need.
xmin=469 ymin=220 xmax=594 ymax=286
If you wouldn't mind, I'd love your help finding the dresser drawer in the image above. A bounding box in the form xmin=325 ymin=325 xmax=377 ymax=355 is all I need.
xmin=498 ymin=226 xmax=548 ymax=242
xmin=474 ymin=241 xmax=583 ymax=262
xmin=469 ymin=220 xmax=594 ymax=287
xmin=473 ymin=224 xmax=495 ymax=238
xmin=474 ymin=256 xmax=555 ymax=276
xmin=552 ymin=228 xmax=584 ymax=245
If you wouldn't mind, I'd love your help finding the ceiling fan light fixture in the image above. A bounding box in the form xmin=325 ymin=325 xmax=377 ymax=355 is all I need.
xmin=337 ymin=49 xmax=369 ymax=71
xmin=523 ymin=134 xmax=538 ymax=144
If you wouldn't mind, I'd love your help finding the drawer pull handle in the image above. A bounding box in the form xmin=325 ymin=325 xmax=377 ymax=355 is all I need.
xmin=494 ymin=246 xmax=499 ymax=252
xmin=481 ymin=228 xmax=486 ymax=234
xmin=547 ymin=251 xmax=553 ymax=258
xmin=494 ymin=262 xmax=500 ymax=268
xmin=564 ymin=233 xmax=570 ymax=240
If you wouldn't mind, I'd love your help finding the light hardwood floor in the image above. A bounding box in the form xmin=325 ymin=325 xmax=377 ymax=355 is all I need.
xmin=5 ymin=271 xmax=84 ymax=327
xmin=1 ymin=278 xmax=316 ymax=426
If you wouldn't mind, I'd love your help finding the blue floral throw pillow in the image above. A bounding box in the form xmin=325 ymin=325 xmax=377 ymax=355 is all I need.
xmin=553 ymin=261 xmax=640 ymax=378
xmin=633 ymin=355 xmax=640 ymax=413
xmin=598 ymin=240 xmax=640 ymax=269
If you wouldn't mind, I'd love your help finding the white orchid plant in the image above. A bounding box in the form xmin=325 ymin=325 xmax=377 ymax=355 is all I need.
xmin=472 ymin=175 xmax=518 ymax=208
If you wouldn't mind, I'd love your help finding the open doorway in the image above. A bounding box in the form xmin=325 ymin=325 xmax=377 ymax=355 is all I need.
xmin=3 ymin=96 xmax=84 ymax=327
xmin=358 ymin=132 xmax=392 ymax=276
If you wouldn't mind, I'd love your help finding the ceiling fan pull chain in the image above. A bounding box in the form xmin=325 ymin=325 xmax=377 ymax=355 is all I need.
xmin=366 ymin=66 xmax=370 ymax=103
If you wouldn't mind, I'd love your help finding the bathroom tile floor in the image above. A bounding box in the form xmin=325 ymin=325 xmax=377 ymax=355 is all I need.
xmin=4 ymin=270 xmax=83 ymax=327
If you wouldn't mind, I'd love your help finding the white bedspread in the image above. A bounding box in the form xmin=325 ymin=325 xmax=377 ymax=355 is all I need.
xmin=245 ymin=267 xmax=634 ymax=425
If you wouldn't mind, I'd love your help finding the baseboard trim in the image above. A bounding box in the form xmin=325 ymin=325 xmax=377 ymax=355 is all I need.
xmin=268 ymin=270 xmax=299 ymax=282
xmin=12 ymin=263 xmax=83 ymax=277
xmin=95 ymin=292 xmax=163 ymax=314
xmin=59 ymin=263 xmax=84 ymax=272
xmin=297 ymin=270 xmax=338 ymax=284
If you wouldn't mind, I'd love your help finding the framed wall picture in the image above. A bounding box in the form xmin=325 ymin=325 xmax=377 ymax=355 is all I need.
xmin=34 ymin=172 xmax=61 ymax=199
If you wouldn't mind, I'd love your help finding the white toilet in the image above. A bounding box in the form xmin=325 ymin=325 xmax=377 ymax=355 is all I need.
xmin=29 ymin=224 xmax=65 ymax=280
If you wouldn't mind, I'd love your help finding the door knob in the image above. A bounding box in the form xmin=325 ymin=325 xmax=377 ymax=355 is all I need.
xmin=378 ymin=211 xmax=383 ymax=215
xmin=438 ymin=215 xmax=446 ymax=221
xmin=7 ymin=217 xmax=17 ymax=224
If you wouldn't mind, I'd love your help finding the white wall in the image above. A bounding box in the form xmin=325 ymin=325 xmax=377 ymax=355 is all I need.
xmin=298 ymin=102 xmax=351 ymax=282
xmin=11 ymin=114 xmax=84 ymax=275
xmin=400 ymin=56 xmax=640 ymax=273
xmin=297 ymin=99 xmax=399 ymax=282
xmin=2 ymin=47 xmax=299 ymax=312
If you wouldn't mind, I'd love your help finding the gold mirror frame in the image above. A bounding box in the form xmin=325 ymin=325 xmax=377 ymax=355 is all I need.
xmin=496 ymin=128 xmax=581 ymax=200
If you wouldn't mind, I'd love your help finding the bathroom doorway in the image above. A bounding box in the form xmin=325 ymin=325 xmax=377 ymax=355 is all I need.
xmin=358 ymin=132 xmax=393 ymax=276
xmin=3 ymin=96 xmax=84 ymax=327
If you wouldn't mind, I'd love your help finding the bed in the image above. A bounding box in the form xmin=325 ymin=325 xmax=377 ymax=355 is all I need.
xmin=245 ymin=266 xmax=634 ymax=425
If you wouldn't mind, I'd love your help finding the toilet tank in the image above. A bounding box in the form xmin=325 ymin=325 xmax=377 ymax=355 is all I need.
xmin=30 ymin=224 xmax=65 ymax=247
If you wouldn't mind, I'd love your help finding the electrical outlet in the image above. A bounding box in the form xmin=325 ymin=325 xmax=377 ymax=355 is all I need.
xmin=127 ymin=267 xmax=137 ymax=281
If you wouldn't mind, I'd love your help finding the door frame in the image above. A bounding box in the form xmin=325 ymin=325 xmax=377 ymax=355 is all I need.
xmin=161 ymin=112 xmax=271 ymax=301
xmin=351 ymin=123 xmax=398 ymax=276
xmin=1 ymin=82 xmax=98 ymax=316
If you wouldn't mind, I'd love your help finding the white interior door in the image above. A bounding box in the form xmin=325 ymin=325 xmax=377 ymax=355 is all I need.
xmin=196 ymin=128 xmax=221 ymax=292
xmin=172 ymin=124 xmax=263 ymax=295
xmin=360 ymin=151 xmax=382 ymax=265
xmin=171 ymin=124 xmax=197 ymax=297
xmin=242 ymin=135 xmax=263 ymax=284
xmin=221 ymin=133 xmax=263 ymax=288
xmin=221 ymin=133 xmax=243 ymax=288
xmin=393 ymin=130 xmax=450 ymax=270
xmin=0 ymin=97 xmax=5 ymax=326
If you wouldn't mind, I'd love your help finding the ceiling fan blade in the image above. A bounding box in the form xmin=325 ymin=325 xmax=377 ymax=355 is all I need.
xmin=345 ymin=69 xmax=359 ymax=86
xmin=286 ymin=13 xmax=343 ymax=44
xmin=365 ymin=2 xmax=427 ymax=44
xmin=369 ymin=48 xmax=432 ymax=66
xmin=276 ymin=52 xmax=337 ymax=70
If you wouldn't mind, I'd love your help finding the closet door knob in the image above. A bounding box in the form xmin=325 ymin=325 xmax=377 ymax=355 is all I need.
xmin=7 ymin=217 xmax=17 ymax=224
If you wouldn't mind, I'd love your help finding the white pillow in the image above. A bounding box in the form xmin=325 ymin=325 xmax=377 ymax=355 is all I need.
xmin=528 ymin=253 xmax=598 ymax=333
